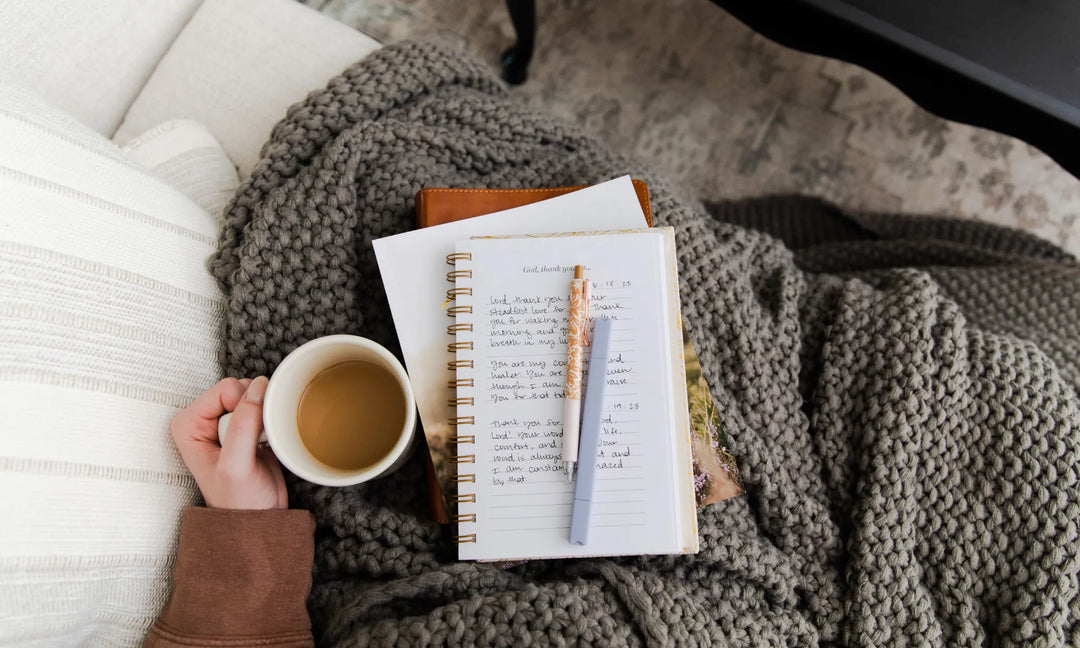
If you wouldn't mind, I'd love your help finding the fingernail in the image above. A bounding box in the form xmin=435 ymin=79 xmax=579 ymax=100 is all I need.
xmin=245 ymin=376 xmax=268 ymax=404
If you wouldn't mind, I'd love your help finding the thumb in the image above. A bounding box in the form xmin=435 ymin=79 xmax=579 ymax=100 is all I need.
xmin=219 ymin=376 xmax=268 ymax=476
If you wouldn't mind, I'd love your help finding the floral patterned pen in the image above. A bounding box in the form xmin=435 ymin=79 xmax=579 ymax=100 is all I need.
xmin=562 ymin=265 xmax=590 ymax=483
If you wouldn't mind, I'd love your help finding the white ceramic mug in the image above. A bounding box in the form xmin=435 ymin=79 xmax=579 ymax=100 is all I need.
xmin=218 ymin=334 xmax=417 ymax=486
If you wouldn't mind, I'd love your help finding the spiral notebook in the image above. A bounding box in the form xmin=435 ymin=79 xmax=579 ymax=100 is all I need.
xmin=448 ymin=228 xmax=698 ymax=561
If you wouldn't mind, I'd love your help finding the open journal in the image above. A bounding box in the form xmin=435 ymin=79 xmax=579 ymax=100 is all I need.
xmin=449 ymin=228 xmax=698 ymax=561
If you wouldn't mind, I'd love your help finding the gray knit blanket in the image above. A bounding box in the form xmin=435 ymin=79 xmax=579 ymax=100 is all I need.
xmin=211 ymin=41 xmax=1080 ymax=646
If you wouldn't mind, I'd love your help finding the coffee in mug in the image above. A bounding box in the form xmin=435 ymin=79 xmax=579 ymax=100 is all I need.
xmin=218 ymin=335 xmax=416 ymax=486
xmin=296 ymin=360 xmax=407 ymax=471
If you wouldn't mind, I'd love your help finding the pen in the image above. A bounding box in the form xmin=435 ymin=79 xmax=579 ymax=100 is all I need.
xmin=562 ymin=265 xmax=590 ymax=482
xmin=569 ymin=317 xmax=613 ymax=545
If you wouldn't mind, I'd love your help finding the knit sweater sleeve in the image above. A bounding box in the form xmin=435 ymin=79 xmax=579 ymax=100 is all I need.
xmin=144 ymin=507 xmax=316 ymax=648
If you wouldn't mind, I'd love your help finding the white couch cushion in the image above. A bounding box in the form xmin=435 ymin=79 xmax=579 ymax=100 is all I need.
xmin=114 ymin=0 xmax=381 ymax=179
xmin=123 ymin=119 xmax=240 ymax=222
xmin=0 ymin=86 xmax=222 ymax=646
xmin=0 ymin=0 xmax=203 ymax=136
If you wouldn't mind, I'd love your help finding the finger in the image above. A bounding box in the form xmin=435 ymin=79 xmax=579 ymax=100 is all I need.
xmin=175 ymin=378 xmax=247 ymax=428
xmin=219 ymin=376 xmax=268 ymax=477
xmin=238 ymin=378 xmax=253 ymax=389
xmin=171 ymin=377 xmax=247 ymax=447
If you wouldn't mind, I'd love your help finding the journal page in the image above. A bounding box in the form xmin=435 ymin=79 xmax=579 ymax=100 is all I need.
xmin=453 ymin=230 xmax=683 ymax=561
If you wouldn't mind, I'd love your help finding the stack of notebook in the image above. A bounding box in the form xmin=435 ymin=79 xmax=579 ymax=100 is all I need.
xmin=374 ymin=177 xmax=741 ymax=563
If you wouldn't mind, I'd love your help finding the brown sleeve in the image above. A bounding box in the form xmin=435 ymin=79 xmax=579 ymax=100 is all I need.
xmin=144 ymin=507 xmax=316 ymax=648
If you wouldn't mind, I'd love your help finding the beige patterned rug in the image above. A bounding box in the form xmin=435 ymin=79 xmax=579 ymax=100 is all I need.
xmin=304 ymin=0 xmax=1080 ymax=255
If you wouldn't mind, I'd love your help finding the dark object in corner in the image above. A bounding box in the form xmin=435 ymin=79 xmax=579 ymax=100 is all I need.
xmin=501 ymin=0 xmax=535 ymax=85
xmin=710 ymin=0 xmax=1080 ymax=180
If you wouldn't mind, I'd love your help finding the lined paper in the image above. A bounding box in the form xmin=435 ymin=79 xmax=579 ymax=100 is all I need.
xmin=454 ymin=231 xmax=685 ymax=561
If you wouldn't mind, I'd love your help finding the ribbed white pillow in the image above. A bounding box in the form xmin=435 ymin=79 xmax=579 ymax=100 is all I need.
xmin=0 ymin=85 xmax=222 ymax=646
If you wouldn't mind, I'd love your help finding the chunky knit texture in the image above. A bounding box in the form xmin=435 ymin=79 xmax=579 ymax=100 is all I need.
xmin=212 ymin=41 xmax=1080 ymax=646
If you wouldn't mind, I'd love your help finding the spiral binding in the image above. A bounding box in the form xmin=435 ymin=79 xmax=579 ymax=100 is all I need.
xmin=446 ymin=252 xmax=476 ymax=545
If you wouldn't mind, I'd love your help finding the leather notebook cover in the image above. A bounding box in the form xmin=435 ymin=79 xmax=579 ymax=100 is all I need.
xmin=416 ymin=179 xmax=653 ymax=229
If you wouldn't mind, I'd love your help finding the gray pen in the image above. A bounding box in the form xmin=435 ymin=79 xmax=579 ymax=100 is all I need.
xmin=570 ymin=317 xmax=613 ymax=544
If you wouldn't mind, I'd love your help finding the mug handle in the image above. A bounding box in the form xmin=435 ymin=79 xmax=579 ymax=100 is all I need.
xmin=216 ymin=412 xmax=269 ymax=446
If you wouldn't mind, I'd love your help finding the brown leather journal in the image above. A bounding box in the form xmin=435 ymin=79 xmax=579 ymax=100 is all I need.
xmin=415 ymin=179 xmax=653 ymax=228
xmin=414 ymin=179 xmax=652 ymax=523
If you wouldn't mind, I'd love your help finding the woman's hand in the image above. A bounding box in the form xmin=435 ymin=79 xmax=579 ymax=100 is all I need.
xmin=169 ymin=376 xmax=288 ymax=510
